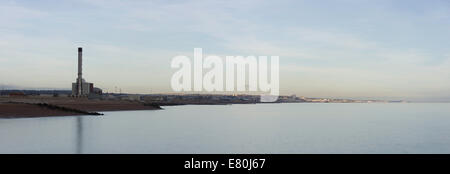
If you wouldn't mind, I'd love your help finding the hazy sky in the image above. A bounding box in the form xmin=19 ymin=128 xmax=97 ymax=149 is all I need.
xmin=0 ymin=0 xmax=449 ymax=101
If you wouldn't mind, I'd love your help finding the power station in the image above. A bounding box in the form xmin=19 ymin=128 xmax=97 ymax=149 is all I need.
xmin=72 ymin=47 xmax=101 ymax=97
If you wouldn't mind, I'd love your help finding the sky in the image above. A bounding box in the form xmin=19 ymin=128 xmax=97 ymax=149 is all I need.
xmin=0 ymin=0 xmax=449 ymax=101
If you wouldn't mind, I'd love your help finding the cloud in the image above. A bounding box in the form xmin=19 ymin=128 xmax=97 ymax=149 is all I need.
xmin=0 ymin=2 xmax=48 ymax=29
xmin=1 ymin=0 xmax=449 ymax=99
xmin=287 ymin=27 xmax=378 ymax=49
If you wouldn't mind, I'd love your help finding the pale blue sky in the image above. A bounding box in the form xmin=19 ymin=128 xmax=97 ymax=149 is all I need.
xmin=0 ymin=0 xmax=449 ymax=101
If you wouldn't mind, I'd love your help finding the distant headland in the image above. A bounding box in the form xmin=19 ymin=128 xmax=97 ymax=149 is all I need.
xmin=0 ymin=90 xmax=406 ymax=118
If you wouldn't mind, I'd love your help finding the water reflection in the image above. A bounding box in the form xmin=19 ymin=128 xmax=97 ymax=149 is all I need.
xmin=76 ymin=117 xmax=83 ymax=154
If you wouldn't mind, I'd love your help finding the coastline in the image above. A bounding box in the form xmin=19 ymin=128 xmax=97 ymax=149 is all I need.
xmin=0 ymin=97 xmax=161 ymax=118
xmin=0 ymin=94 xmax=411 ymax=119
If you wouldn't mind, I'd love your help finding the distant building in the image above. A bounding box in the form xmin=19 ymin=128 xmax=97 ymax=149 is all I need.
xmin=72 ymin=79 xmax=94 ymax=96
xmin=71 ymin=47 xmax=101 ymax=96
xmin=93 ymin=87 xmax=103 ymax=95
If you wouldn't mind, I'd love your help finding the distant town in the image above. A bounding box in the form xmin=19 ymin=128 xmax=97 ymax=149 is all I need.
xmin=0 ymin=89 xmax=406 ymax=105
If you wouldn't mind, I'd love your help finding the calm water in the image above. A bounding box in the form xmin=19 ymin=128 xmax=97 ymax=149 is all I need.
xmin=1 ymin=103 xmax=450 ymax=154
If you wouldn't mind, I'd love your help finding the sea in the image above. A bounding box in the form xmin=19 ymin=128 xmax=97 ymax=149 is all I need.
xmin=0 ymin=103 xmax=449 ymax=154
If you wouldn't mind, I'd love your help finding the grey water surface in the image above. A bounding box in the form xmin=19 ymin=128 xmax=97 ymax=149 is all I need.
xmin=1 ymin=103 xmax=449 ymax=154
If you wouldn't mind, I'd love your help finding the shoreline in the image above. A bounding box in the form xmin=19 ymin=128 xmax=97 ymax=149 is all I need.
xmin=0 ymin=97 xmax=162 ymax=118
xmin=0 ymin=95 xmax=424 ymax=119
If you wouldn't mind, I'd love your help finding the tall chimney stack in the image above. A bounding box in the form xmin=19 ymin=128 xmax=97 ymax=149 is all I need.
xmin=77 ymin=47 xmax=83 ymax=96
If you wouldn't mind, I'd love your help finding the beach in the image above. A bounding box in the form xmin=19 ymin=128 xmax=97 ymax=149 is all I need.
xmin=0 ymin=96 xmax=161 ymax=118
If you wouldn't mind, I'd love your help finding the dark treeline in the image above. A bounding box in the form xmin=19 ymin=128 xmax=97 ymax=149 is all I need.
xmin=0 ymin=90 xmax=72 ymax=95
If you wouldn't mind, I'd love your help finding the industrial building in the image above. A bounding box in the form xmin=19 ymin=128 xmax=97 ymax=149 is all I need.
xmin=72 ymin=47 xmax=102 ymax=97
